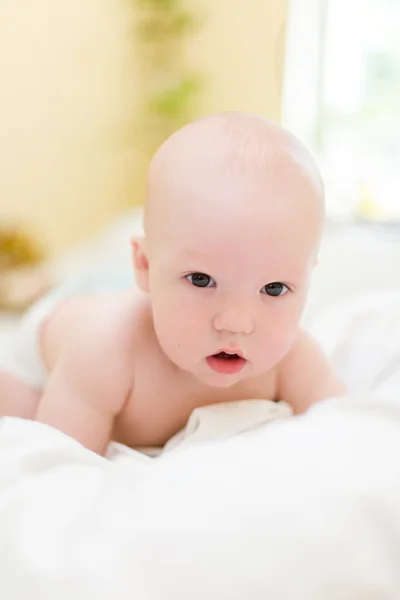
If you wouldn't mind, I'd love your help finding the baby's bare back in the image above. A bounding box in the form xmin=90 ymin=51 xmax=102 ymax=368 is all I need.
xmin=38 ymin=289 xmax=278 ymax=452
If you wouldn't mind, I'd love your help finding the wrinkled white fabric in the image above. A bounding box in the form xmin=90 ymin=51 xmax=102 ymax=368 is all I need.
xmin=1 ymin=393 xmax=400 ymax=599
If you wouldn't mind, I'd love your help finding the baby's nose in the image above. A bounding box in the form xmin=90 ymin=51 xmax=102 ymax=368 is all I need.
xmin=212 ymin=302 xmax=254 ymax=335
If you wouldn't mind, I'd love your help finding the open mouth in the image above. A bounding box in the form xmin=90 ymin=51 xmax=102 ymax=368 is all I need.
xmin=215 ymin=351 xmax=240 ymax=360
xmin=206 ymin=351 xmax=246 ymax=374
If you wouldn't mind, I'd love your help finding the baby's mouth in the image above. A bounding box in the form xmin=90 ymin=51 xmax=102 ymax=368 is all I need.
xmin=207 ymin=351 xmax=247 ymax=374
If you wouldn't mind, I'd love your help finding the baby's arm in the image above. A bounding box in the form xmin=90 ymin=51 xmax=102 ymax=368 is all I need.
xmin=36 ymin=304 xmax=134 ymax=455
xmin=277 ymin=330 xmax=347 ymax=414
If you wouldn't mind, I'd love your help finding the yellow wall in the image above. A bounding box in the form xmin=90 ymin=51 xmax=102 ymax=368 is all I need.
xmin=190 ymin=0 xmax=288 ymax=121
xmin=0 ymin=0 xmax=139 ymax=255
xmin=0 ymin=0 xmax=288 ymax=256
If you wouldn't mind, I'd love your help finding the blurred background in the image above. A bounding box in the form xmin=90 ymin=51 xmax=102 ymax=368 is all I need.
xmin=284 ymin=0 xmax=400 ymax=221
xmin=0 ymin=0 xmax=400 ymax=357
xmin=0 ymin=0 xmax=286 ymax=256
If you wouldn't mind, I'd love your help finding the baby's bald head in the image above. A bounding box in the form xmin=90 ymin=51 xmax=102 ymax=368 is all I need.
xmin=143 ymin=112 xmax=324 ymax=254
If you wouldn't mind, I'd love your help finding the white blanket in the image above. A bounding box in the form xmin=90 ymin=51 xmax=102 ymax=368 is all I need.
xmin=1 ymin=393 xmax=400 ymax=599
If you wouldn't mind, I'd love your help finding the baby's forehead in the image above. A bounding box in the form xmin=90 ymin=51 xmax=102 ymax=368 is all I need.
xmin=150 ymin=172 xmax=322 ymax=255
xmin=163 ymin=215 xmax=316 ymax=268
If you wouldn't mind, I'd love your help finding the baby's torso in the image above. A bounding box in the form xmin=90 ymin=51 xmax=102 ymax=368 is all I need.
xmin=41 ymin=290 xmax=279 ymax=449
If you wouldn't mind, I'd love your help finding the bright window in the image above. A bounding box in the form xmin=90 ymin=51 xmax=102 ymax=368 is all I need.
xmin=283 ymin=0 xmax=400 ymax=221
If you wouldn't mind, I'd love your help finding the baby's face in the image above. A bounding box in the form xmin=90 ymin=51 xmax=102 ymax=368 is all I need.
xmin=142 ymin=166 xmax=320 ymax=388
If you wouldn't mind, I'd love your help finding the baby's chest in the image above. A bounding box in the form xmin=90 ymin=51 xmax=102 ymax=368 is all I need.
xmin=113 ymin=364 xmax=278 ymax=448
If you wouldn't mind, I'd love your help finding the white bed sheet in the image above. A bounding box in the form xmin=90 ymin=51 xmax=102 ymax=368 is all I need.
xmin=1 ymin=392 xmax=400 ymax=599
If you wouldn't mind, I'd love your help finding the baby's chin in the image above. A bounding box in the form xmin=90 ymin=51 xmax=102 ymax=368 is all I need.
xmin=167 ymin=355 xmax=246 ymax=388
xmin=194 ymin=371 xmax=246 ymax=389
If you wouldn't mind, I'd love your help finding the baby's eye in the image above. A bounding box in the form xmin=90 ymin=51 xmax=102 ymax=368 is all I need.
xmin=186 ymin=272 xmax=215 ymax=288
xmin=261 ymin=282 xmax=289 ymax=297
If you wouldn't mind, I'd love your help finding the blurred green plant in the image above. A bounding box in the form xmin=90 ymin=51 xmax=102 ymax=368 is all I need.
xmin=131 ymin=0 xmax=203 ymax=152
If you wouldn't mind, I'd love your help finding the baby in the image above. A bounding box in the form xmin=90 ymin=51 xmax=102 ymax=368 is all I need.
xmin=0 ymin=112 xmax=346 ymax=454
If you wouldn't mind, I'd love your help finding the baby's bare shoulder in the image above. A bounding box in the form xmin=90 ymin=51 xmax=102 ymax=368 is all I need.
xmin=40 ymin=289 xmax=153 ymax=416
xmin=78 ymin=289 xmax=149 ymax=339
xmin=283 ymin=329 xmax=321 ymax=359
xmin=276 ymin=328 xmax=346 ymax=412
xmin=43 ymin=289 xmax=149 ymax=372
xmin=276 ymin=329 xmax=326 ymax=382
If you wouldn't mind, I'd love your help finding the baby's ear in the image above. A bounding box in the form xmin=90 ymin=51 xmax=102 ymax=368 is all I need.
xmin=131 ymin=237 xmax=150 ymax=292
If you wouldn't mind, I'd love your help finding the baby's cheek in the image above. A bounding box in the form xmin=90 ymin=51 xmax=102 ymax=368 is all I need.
xmin=259 ymin=316 xmax=297 ymax=358
xmin=275 ymin=300 xmax=305 ymax=330
xmin=159 ymin=297 xmax=200 ymax=339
